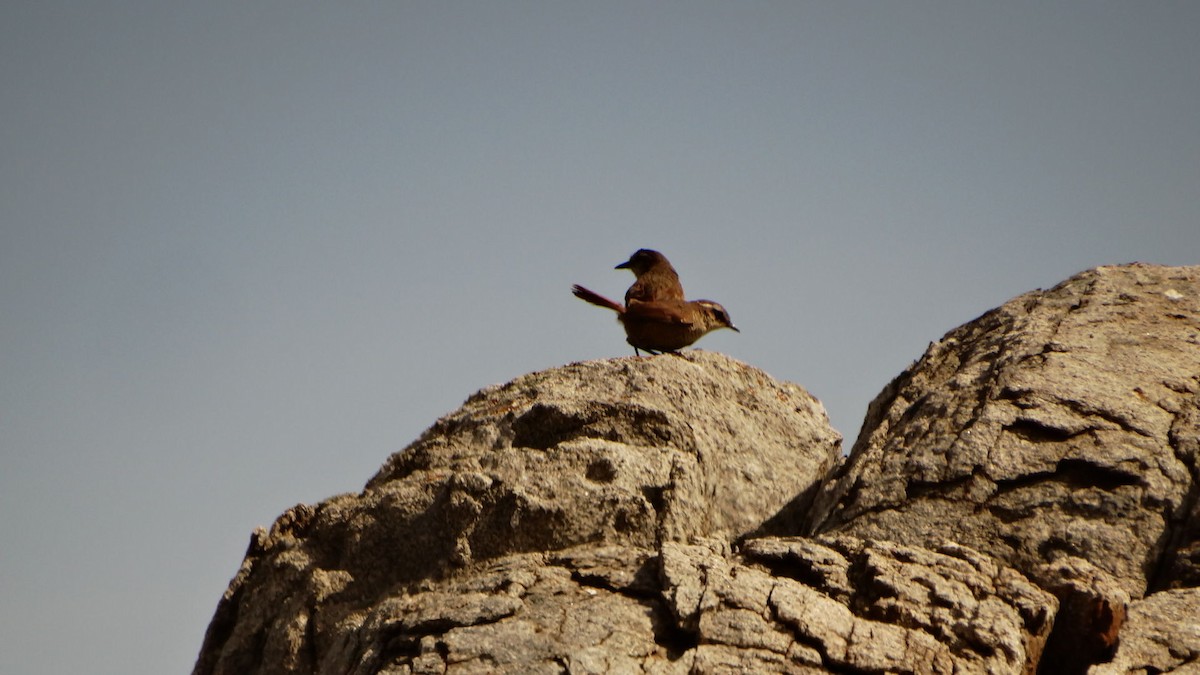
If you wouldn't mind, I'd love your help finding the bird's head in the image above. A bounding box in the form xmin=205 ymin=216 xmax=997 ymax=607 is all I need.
xmin=615 ymin=248 xmax=671 ymax=275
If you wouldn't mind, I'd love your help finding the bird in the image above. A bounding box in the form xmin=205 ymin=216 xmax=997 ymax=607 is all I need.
xmin=572 ymin=284 xmax=738 ymax=356
xmin=615 ymin=249 xmax=685 ymax=305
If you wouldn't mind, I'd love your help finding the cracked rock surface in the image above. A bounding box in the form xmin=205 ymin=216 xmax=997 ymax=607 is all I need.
xmin=810 ymin=264 xmax=1200 ymax=599
xmin=194 ymin=264 xmax=1200 ymax=674
xmin=1090 ymin=587 xmax=1200 ymax=674
xmin=667 ymin=536 xmax=1056 ymax=674
xmin=193 ymin=352 xmax=840 ymax=674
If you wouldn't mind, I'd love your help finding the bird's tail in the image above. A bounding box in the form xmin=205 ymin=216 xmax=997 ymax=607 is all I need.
xmin=571 ymin=285 xmax=624 ymax=313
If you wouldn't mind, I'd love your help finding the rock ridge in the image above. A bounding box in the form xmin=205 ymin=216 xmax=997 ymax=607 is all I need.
xmin=194 ymin=263 xmax=1200 ymax=674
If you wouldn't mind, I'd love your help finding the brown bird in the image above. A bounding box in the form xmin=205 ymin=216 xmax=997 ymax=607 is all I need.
xmin=572 ymin=284 xmax=738 ymax=356
xmin=615 ymin=249 xmax=685 ymax=305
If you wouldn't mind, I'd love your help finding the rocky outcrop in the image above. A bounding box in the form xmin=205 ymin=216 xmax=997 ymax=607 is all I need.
xmin=809 ymin=264 xmax=1200 ymax=603
xmin=193 ymin=352 xmax=841 ymax=674
xmin=194 ymin=263 xmax=1200 ymax=674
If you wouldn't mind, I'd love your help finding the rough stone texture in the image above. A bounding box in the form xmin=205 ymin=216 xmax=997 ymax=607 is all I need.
xmin=686 ymin=535 xmax=1057 ymax=674
xmin=328 ymin=546 xmax=675 ymax=675
xmin=195 ymin=264 xmax=1200 ymax=675
xmin=810 ymin=264 xmax=1200 ymax=599
xmin=1090 ymin=588 xmax=1200 ymax=674
xmin=365 ymin=350 xmax=840 ymax=551
xmin=1032 ymin=557 xmax=1130 ymax=674
xmin=196 ymin=531 xmax=1059 ymax=675
xmin=193 ymin=352 xmax=840 ymax=675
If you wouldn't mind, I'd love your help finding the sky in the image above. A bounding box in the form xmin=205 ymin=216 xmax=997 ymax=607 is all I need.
xmin=1 ymin=2 xmax=1197 ymax=673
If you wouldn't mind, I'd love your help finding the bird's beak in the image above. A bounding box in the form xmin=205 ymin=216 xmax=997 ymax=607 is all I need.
xmin=614 ymin=260 xmax=631 ymax=270
xmin=730 ymin=325 xmax=740 ymax=332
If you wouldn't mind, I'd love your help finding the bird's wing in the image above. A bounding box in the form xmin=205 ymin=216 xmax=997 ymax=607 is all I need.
xmin=623 ymin=301 xmax=694 ymax=326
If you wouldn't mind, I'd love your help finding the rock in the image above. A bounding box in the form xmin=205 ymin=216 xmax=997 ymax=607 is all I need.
xmin=719 ymin=535 xmax=1056 ymax=674
xmin=330 ymin=547 xmax=674 ymax=675
xmin=199 ymin=533 xmax=1059 ymax=674
xmin=1032 ymin=557 xmax=1129 ymax=674
xmin=194 ymin=263 xmax=1200 ymax=675
xmin=1089 ymin=588 xmax=1200 ymax=674
xmin=810 ymin=264 xmax=1200 ymax=598
xmin=193 ymin=352 xmax=840 ymax=675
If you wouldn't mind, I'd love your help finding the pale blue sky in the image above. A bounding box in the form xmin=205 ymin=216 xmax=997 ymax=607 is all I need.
xmin=2 ymin=3 xmax=1198 ymax=673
